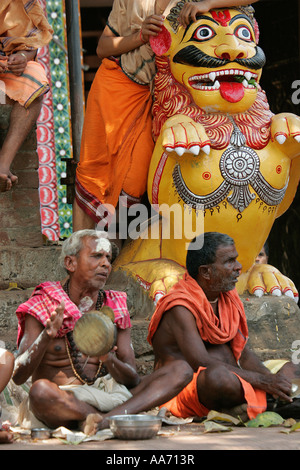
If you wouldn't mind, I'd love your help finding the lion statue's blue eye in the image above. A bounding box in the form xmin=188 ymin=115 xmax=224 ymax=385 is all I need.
xmin=235 ymin=25 xmax=253 ymax=42
xmin=193 ymin=25 xmax=216 ymax=42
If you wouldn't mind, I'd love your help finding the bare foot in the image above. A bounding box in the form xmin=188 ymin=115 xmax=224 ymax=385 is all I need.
xmin=0 ymin=151 xmax=19 ymax=191
xmin=82 ymin=413 xmax=108 ymax=435
xmin=0 ymin=170 xmax=18 ymax=192
xmin=8 ymin=170 xmax=18 ymax=186
xmin=0 ymin=430 xmax=14 ymax=444
xmin=0 ymin=172 xmax=12 ymax=192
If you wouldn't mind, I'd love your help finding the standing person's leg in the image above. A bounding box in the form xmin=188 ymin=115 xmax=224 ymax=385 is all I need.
xmin=0 ymin=95 xmax=43 ymax=192
xmin=72 ymin=199 xmax=96 ymax=231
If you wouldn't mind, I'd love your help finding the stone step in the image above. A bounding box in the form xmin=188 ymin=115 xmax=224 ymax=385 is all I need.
xmin=0 ymin=245 xmax=65 ymax=289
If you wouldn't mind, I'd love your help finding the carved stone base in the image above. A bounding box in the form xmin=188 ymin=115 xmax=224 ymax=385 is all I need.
xmin=242 ymin=294 xmax=300 ymax=361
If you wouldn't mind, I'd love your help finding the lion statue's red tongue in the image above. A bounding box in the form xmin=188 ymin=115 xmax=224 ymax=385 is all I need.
xmin=220 ymin=81 xmax=245 ymax=102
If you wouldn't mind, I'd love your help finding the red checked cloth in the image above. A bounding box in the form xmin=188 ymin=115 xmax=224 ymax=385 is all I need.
xmin=16 ymin=281 xmax=131 ymax=347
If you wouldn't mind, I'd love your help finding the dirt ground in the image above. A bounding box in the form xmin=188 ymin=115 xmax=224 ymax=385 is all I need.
xmin=1 ymin=421 xmax=300 ymax=452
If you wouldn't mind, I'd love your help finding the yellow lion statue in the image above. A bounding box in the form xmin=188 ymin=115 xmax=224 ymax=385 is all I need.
xmin=112 ymin=2 xmax=299 ymax=304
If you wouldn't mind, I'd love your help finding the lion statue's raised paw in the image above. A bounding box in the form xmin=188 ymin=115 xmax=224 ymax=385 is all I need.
xmin=237 ymin=264 xmax=299 ymax=303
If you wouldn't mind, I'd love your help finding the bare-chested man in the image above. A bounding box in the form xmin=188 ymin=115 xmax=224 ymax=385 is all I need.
xmin=12 ymin=230 xmax=141 ymax=430
xmin=147 ymin=232 xmax=300 ymax=421
xmin=84 ymin=231 xmax=299 ymax=434
xmin=13 ymin=228 xmax=193 ymax=432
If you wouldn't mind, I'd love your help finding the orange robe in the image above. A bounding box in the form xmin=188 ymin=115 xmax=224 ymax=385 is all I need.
xmin=147 ymin=273 xmax=267 ymax=420
xmin=75 ymin=58 xmax=154 ymax=224
xmin=0 ymin=61 xmax=49 ymax=108
xmin=0 ymin=0 xmax=52 ymax=107
xmin=0 ymin=0 xmax=53 ymax=54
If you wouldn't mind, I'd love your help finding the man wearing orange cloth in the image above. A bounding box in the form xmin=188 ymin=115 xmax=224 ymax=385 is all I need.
xmin=83 ymin=232 xmax=299 ymax=434
xmin=0 ymin=0 xmax=53 ymax=192
xmin=147 ymin=232 xmax=299 ymax=421
xmin=73 ymin=0 xmax=172 ymax=236
xmin=73 ymin=0 xmax=257 ymax=235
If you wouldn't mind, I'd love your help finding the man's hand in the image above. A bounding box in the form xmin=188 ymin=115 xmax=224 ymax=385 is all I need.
xmin=45 ymin=301 xmax=65 ymax=339
xmin=100 ymin=329 xmax=140 ymax=388
xmin=258 ymin=371 xmax=293 ymax=403
xmin=239 ymin=345 xmax=293 ymax=403
xmin=7 ymin=52 xmax=27 ymax=76
xmin=0 ymin=57 xmax=8 ymax=73
xmin=99 ymin=345 xmax=118 ymax=364
xmin=179 ymin=1 xmax=211 ymax=28
xmin=140 ymin=14 xmax=165 ymax=43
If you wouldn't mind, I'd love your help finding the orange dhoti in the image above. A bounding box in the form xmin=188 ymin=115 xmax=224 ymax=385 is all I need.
xmin=75 ymin=58 xmax=154 ymax=224
xmin=0 ymin=60 xmax=49 ymax=108
xmin=162 ymin=367 xmax=267 ymax=420
xmin=0 ymin=0 xmax=52 ymax=107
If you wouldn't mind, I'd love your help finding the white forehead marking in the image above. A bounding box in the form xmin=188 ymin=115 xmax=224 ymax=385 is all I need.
xmin=95 ymin=237 xmax=111 ymax=254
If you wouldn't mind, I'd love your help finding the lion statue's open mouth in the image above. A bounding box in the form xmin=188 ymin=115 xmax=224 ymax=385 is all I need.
xmin=188 ymin=69 xmax=258 ymax=102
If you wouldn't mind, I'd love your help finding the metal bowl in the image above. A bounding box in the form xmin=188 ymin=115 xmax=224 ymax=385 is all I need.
xmin=31 ymin=428 xmax=51 ymax=440
xmin=108 ymin=414 xmax=162 ymax=440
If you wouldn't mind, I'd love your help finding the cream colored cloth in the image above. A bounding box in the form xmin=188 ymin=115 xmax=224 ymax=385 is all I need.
xmin=107 ymin=0 xmax=155 ymax=85
xmin=62 ymin=375 xmax=132 ymax=412
xmin=0 ymin=379 xmax=30 ymax=426
xmin=107 ymin=0 xmax=178 ymax=86
xmin=17 ymin=375 xmax=132 ymax=430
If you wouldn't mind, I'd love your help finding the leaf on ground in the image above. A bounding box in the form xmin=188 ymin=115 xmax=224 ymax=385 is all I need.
xmin=280 ymin=421 xmax=300 ymax=434
xmin=204 ymin=410 xmax=240 ymax=426
xmin=283 ymin=418 xmax=297 ymax=428
xmin=203 ymin=421 xmax=233 ymax=433
xmin=246 ymin=411 xmax=284 ymax=428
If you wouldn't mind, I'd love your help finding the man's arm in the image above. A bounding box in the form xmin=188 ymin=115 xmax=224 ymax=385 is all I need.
xmin=238 ymin=345 xmax=293 ymax=401
xmin=100 ymin=328 xmax=140 ymax=389
xmin=96 ymin=13 xmax=164 ymax=60
xmin=179 ymin=1 xmax=260 ymax=27
xmin=13 ymin=302 xmax=65 ymax=385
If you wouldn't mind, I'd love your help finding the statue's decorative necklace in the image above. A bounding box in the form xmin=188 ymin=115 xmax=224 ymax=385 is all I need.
xmin=172 ymin=121 xmax=288 ymax=220
xmin=62 ymin=279 xmax=107 ymax=385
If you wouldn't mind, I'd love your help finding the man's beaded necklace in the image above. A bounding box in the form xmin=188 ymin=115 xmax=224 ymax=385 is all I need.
xmin=63 ymin=279 xmax=107 ymax=385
